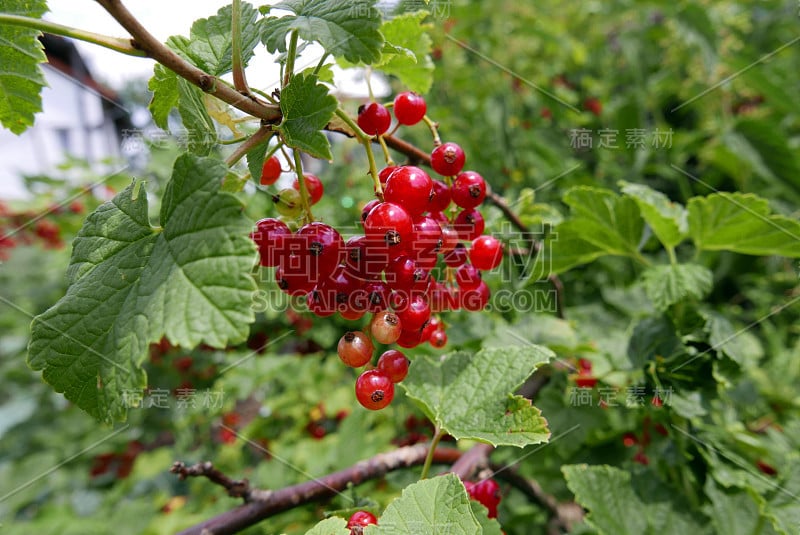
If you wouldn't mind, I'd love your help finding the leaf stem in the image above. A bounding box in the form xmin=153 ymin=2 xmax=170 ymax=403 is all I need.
xmin=365 ymin=67 xmax=375 ymax=100
xmin=250 ymin=87 xmax=279 ymax=105
xmin=420 ymin=428 xmax=445 ymax=480
xmin=335 ymin=107 xmax=382 ymax=197
xmin=225 ymin=126 xmax=273 ymax=167
xmin=666 ymin=245 xmax=678 ymax=266
xmin=0 ymin=13 xmax=147 ymax=57
xmin=283 ymin=29 xmax=299 ymax=88
xmin=292 ymin=149 xmax=314 ymax=223
xmin=312 ymin=53 xmax=329 ymax=76
xmin=422 ymin=115 xmax=442 ymax=146
xmin=231 ymin=0 xmax=250 ymax=94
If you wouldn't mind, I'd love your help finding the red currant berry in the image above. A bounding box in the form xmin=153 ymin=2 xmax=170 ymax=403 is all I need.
xmin=453 ymin=208 xmax=485 ymax=241
xmin=251 ymin=218 xmax=290 ymax=267
xmin=464 ymin=479 xmax=501 ymax=518
xmin=430 ymin=283 xmax=460 ymax=312
xmin=578 ymin=358 xmax=593 ymax=372
xmin=393 ymin=91 xmax=427 ymax=125
xmin=379 ymin=166 xmax=398 ymax=186
xmin=292 ymin=174 xmax=324 ymax=205
xmin=357 ymin=102 xmax=391 ymax=136
xmin=456 ymin=263 xmax=482 ymax=290
xmin=396 ymin=327 xmax=423 ymax=348
xmin=347 ymin=510 xmax=378 ymax=534
xmin=260 ymin=155 xmax=282 ymax=185
xmin=384 ymin=256 xmax=429 ymax=295
xmin=361 ymin=199 xmax=381 ymax=225
xmin=362 ymin=280 xmax=391 ymax=312
xmin=344 ymin=235 xmax=392 ymax=281
xmin=340 ymin=307 xmax=366 ymax=321
xmin=412 ymin=215 xmax=443 ymax=259
xmin=431 ymin=142 xmax=465 ymax=176
xmin=370 ymin=311 xmax=403 ymax=344
xmin=364 ymin=202 xmax=414 ymax=251
xmin=429 ymin=179 xmax=452 ymax=212
xmin=377 ymin=349 xmax=409 ymax=382
xmin=308 ymin=286 xmax=336 ymax=317
xmin=440 ymin=225 xmax=459 ymax=253
xmin=459 ymin=280 xmax=490 ymax=311
xmin=469 ymin=235 xmax=503 ymax=270
xmin=574 ymin=375 xmax=598 ymax=388
xmin=296 ymin=222 xmax=344 ymax=276
xmin=395 ymin=295 xmax=431 ymax=331
xmin=273 ymin=188 xmax=303 ymax=218
xmin=430 ymin=329 xmax=448 ymax=348
xmin=452 ymin=171 xmax=487 ymax=209
xmin=355 ymin=369 xmax=394 ymax=410
xmin=275 ymin=265 xmax=315 ymax=296
xmin=338 ymin=331 xmax=374 ymax=367
xmin=443 ymin=242 xmax=468 ymax=267
xmin=383 ymin=166 xmax=434 ymax=217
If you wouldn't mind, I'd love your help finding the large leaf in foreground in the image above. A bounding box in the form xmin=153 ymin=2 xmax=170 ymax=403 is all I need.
xmin=366 ymin=474 xmax=481 ymax=535
xmin=402 ymin=347 xmax=553 ymax=447
xmin=0 ymin=0 xmax=48 ymax=134
xmin=28 ymin=154 xmax=256 ymax=423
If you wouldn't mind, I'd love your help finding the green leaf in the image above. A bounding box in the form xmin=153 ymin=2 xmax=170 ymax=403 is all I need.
xmin=703 ymin=480 xmax=765 ymax=535
xmin=539 ymin=228 xmax=607 ymax=274
xmin=148 ymin=65 xmax=179 ymax=130
xmin=564 ymin=465 xmax=709 ymax=535
xmin=758 ymin=460 xmax=800 ymax=535
xmin=563 ymin=187 xmax=645 ymax=257
xmin=627 ymin=316 xmax=683 ymax=369
xmin=688 ymin=192 xmax=800 ymax=257
xmin=279 ymin=72 xmax=337 ymax=159
xmin=28 ymin=154 xmax=257 ymax=423
xmin=704 ymin=312 xmax=764 ymax=367
xmin=563 ymin=465 xmax=648 ymax=535
xmin=402 ymin=347 xmax=553 ymax=447
xmin=177 ymin=78 xmax=217 ymax=155
xmin=305 ymin=516 xmax=350 ymax=535
xmin=246 ymin=137 xmax=271 ymax=184
xmin=641 ymin=263 xmax=712 ymax=311
xmin=0 ymin=0 xmax=48 ymax=134
xmin=469 ymin=501 xmax=503 ymax=535
xmin=620 ymin=181 xmax=688 ymax=248
xmin=261 ymin=0 xmax=384 ymax=64
xmin=184 ymin=2 xmax=261 ymax=76
xmin=367 ymin=474 xmax=481 ymax=535
xmin=731 ymin=119 xmax=800 ymax=201
xmin=375 ymin=11 xmax=434 ymax=94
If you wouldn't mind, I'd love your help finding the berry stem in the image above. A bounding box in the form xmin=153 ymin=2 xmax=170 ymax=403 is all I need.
xmin=225 ymin=126 xmax=274 ymax=167
xmin=377 ymin=136 xmax=396 ymax=166
xmin=283 ymin=29 xmax=299 ymax=88
xmin=231 ymin=0 xmax=251 ymax=95
xmin=422 ymin=116 xmax=442 ymax=146
xmin=292 ymin=149 xmax=314 ymax=223
xmin=365 ymin=67 xmax=375 ymax=101
xmin=420 ymin=427 xmax=445 ymax=480
xmin=335 ymin=107 xmax=383 ymax=197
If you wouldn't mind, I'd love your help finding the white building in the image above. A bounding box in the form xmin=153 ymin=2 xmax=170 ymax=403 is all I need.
xmin=0 ymin=34 xmax=132 ymax=198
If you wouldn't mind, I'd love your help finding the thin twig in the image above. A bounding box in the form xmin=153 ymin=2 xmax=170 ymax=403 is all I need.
xmin=171 ymin=461 xmax=252 ymax=499
xmin=225 ymin=126 xmax=273 ymax=167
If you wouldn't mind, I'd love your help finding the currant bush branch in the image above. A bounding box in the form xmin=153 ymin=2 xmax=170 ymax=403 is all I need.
xmin=171 ymin=461 xmax=253 ymax=500
xmin=94 ymin=0 xmax=281 ymax=122
xmin=174 ymin=444 xmax=463 ymax=535
xmin=224 ymin=126 xmax=273 ymax=167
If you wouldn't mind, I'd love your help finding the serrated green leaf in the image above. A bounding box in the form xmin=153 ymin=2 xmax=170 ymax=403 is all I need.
xmin=402 ymin=347 xmax=553 ymax=447
xmin=703 ymin=480 xmax=765 ymax=535
xmin=731 ymin=119 xmax=800 ymax=201
xmin=375 ymin=11 xmax=434 ymax=93
xmin=261 ymin=0 xmax=383 ymax=64
xmin=704 ymin=312 xmax=764 ymax=367
xmin=279 ymin=72 xmax=337 ymax=159
xmin=184 ymin=2 xmax=261 ymax=76
xmin=469 ymin=500 xmax=503 ymax=535
xmin=0 ymin=0 xmax=48 ymax=134
xmin=620 ymin=181 xmax=688 ymax=248
xmin=563 ymin=187 xmax=645 ymax=257
xmin=564 ymin=465 xmax=708 ymax=535
xmin=688 ymin=192 xmax=800 ymax=257
xmin=28 ymin=154 xmax=257 ymax=423
xmin=221 ymin=170 xmax=249 ymax=193
xmin=539 ymin=228 xmax=607 ymax=275
xmin=148 ymin=65 xmax=179 ymax=130
xmin=246 ymin=137 xmax=271 ymax=183
xmin=367 ymin=474 xmax=481 ymax=535
xmin=305 ymin=516 xmax=350 ymax=535
xmin=177 ymin=78 xmax=217 ymax=155
xmin=627 ymin=316 xmax=683 ymax=369
xmin=641 ymin=263 xmax=712 ymax=311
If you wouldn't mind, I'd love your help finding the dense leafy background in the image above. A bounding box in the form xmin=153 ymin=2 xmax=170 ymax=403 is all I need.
xmin=1 ymin=0 xmax=799 ymax=533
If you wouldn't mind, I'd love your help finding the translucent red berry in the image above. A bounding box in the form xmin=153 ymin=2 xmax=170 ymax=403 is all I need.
xmin=383 ymin=166 xmax=434 ymax=217
xmin=459 ymin=280 xmax=490 ymax=311
xmin=429 ymin=179 xmax=452 ymax=212
xmin=292 ymin=173 xmax=324 ymax=205
xmin=393 ymin=92 xmax=427 ymax=125
xmin=453 ymin=208 xmax=485 ymax=241
xmin=452 ymin=171 xmax=486 ymax=209
xmin=431 ymin=142 xmax=465 ymax=176
xmin=357 ymin=102 xmax=391 ymax=136
xmin=456 ymin=263 xmax=482 ymax=290
xmin=251 ymin=218 xmax=290 ymax=267
xmin=338 ymin=331 xmax=374 ymax=367
xmin=370 ymin=311 xmax=403 ymax=344
xmin=355 ymin=369 xmax=394 ymax=410
xmin=348 ymin=510 xmax=378 ymax=533
xmin=260 ymin=155 xmax=282 ymax=185
xmin=469 ymin=235 xmax=503 ymax=270
xmin=429 ymin=328 xmax=447 ymax=348
xmin=364 ymin=202 xmax=414 ymax=251
xmin=464 ymin=479 xmax=501 ymax=518
xmin=377 ymin=349 xmax=409 ymax=382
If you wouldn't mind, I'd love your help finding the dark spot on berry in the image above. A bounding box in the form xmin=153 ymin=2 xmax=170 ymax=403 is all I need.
xmin=370 ymin=390 xmax=385 ymax=403
xmin=344 ymin=331 xmax=356 ymax=342
xmin=277 ymin=278 xmax=289 ymax=291
xmin=310 ymin=241 xmax=323 ymax=256
xmin=385 ymin=230 xmax=401 ymax=246
xmin=469 ymin=185 xmax=482 ymax=198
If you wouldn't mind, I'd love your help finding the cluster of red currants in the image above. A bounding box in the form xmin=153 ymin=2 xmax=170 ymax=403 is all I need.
xmin=463 ymin=478 xmax=502 ymax=519
xmin=250 ymin=92 xmax=503 ymax=410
